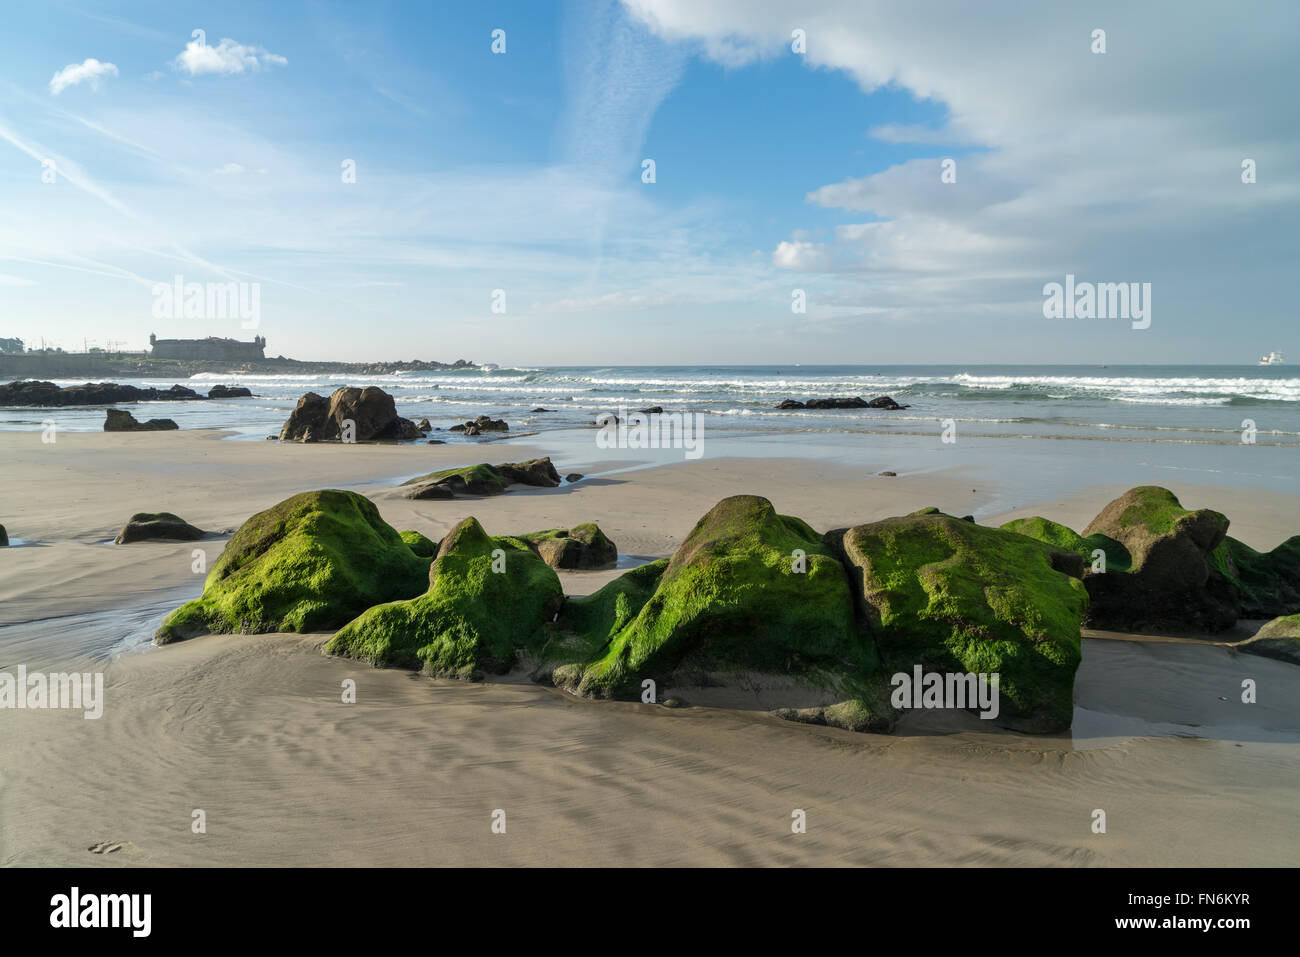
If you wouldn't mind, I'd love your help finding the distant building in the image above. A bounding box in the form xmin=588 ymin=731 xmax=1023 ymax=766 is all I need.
xmin=0 ymin=337 xmax=23 ymax=354
xmin=149 ymin=334 xmax=266 ymax=360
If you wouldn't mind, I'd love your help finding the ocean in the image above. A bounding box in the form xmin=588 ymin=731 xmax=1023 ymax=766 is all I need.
xmin=5 ymin=364 xmax=1297 ymax=443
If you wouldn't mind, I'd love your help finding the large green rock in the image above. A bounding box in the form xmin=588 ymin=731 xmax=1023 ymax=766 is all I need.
xmin=1241 ymin=614 xmax=1300 ymax=664
xmin=551 ymin=496 xmax=876 ymax=713
xmin=155 ymin=490 xmax=429 ymax=643
xmin=827 ymin=510 xmax=1088 ymax=732
xmin=325 ymin=516 xmax=564 ymax=678
xmin=398 ymin=529 xmax=438 ymax=558
xmin=1081 ymin=486 xmax=1235 ymax=631
xmin=542 ymin=560 xmax=668 ymax=677
xmin=1211 ymin=535 xmax=1300 ymax=619
xmin=999 ymin=516 xmax=1130 ymax=574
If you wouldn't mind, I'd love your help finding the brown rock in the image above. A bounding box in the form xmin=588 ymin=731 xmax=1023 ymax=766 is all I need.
xmin=278 ymin=387 xmax=422 ymax=442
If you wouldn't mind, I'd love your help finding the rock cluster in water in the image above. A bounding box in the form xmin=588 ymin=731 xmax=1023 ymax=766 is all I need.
xmin=775 ymin=395 xmax=909 ymax=410
xmin=0 ymin=380 xmax=254 ymax=406
xmin=104 ymin=409 xmax=179 ymax=431
xmin=450 ymin=415 xmax=509 ymax=436
xmin=278 ymin=386 xmax=423 ymax=442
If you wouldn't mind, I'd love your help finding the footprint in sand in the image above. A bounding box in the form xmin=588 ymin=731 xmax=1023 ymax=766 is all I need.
xmin=87 ymin=840 xmax=138 ymax=856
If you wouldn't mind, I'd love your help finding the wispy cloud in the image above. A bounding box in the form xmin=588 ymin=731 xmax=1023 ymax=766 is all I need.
xmin=0 ymin=120 xmax=139 ymax=219
xmin=173 ymin=37 xmax=287 ymax=77
xmin=867 ymin=122 xmax=970 ymax=146
xmin=50 ymin=59 xmax=118 ymax=95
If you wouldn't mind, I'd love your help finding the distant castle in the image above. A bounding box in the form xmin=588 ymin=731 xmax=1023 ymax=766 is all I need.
xmin=149 ymin=333 xmax=266 ymax=361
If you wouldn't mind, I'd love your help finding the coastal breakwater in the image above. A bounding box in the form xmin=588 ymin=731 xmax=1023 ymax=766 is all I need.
xmin=0 ymin=353 xmax=478 ymax=380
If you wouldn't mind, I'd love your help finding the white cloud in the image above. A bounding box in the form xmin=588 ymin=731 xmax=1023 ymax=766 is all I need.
xmin=624 ymin=0 xmax=1300 ymax=334
xmin=173 ymin=38 xmax=287 ymax=77
xmin=557 ymin=2 xmax=688 ymax=181
xmin=49 ymin=59 xmax=119 ymax=95
xmin=772 ymin=240 xmax=830 ymax=271
xmin=0 ymin=273 xmax=38 ymax=286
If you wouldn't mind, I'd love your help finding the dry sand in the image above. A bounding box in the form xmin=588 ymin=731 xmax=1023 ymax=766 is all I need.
xmin=1 ymin=429 xmax=1297 ymax=866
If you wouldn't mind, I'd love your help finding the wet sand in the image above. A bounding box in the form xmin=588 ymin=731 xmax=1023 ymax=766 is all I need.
xmin=1 ymin=429 xmax=1297 ymax=866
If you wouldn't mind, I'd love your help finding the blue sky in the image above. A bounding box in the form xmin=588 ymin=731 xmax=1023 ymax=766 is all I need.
xmin=1 ymin=0 xmax=1296 ymax=364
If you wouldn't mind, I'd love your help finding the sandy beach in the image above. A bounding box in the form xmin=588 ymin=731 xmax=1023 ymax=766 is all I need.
xmin=2 ymin=428 xmax=1297 ymax=867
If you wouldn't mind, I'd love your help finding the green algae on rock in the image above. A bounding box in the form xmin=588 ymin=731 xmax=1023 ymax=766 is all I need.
xmin=155 ymin=490 xmax=429 ymax=643
xmin=1241 ymin=614 xmax=1300 ymax=665
xmin=544 ymin=559 xmax=668 ymax=681
xmin=401 ymin=463 xmax=510 ymax=497
xmin=521 ymin=522 xmax=618 ymax=569
xmin=399 ymin=529 xmax=438 ymax=558
xmin=999 ymin=516 xmax=1131 ymax=574
xmin=325 ymin=516 xmax=563 ymax=678
xmin=550 ymin=496 xmax=878 ymax=714
xmin=826 ymin=510 xmax=1088 ymax=732
xmin=1081 ymin=486 xmax=1235 ymax=631
xmin=399 ymin=457 xmax=562 ymax=499
xmin=1211 ymin=535 xmax=1300 ymax=620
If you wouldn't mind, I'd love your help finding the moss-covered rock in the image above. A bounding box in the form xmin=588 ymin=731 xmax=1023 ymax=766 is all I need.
xmin=1081 ymin=487 xmax=1235 ymax=631
xmin=552 ymin=496 xmax=877 ymax=710
xmin=1241 ymin=614 xmax=1300 ymax=664
xmin=773 ymin=696 xmax=895 ymax=734
xmin=544 ymin=560 xmax=668 ymax=679
xmin=999 ymin=516 xmax=1131 ymax=574
xmin=1211 ymin=535 xmax=1300 ymax=619
xmin=826 ymin=510 xmax=1088 ymax=732
xmin=401 ymin=463 xmax=510 ymax=497
xmin=521 ymin=523 xmax=618 ymax=569
xmin=399 ymin=529 xmax=438 ymax=558
xmin=155 ymin=490 xmax=429 ymax=643
xmin=325 ymin=516 xmax=564 ymax=678
xmin=400 ymin=458 xmax=563 ymax=498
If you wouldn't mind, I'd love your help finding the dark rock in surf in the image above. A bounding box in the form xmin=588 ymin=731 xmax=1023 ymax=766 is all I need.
xmin=104 ymin=409 xmax=179 ymax=431
xmin=450 ymin=415 xmax=509 ymax=436
xmin=0 ymin=380 xmax=205 ymax=407
xmin=776 ymin=395 xmax=909 ymax=410
xmin=207 ymin=385 xmax=252 ymax=399
xmin=278 ymin=387 xmax=422 ymax=442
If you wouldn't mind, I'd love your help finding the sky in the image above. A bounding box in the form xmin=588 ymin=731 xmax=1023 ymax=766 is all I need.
xmin=0 ymin=0 xmax=1296 ymax=365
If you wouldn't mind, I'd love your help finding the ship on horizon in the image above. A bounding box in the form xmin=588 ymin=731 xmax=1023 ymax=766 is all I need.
xmin=1259 ymin=351 xmax=1285 ymax=365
